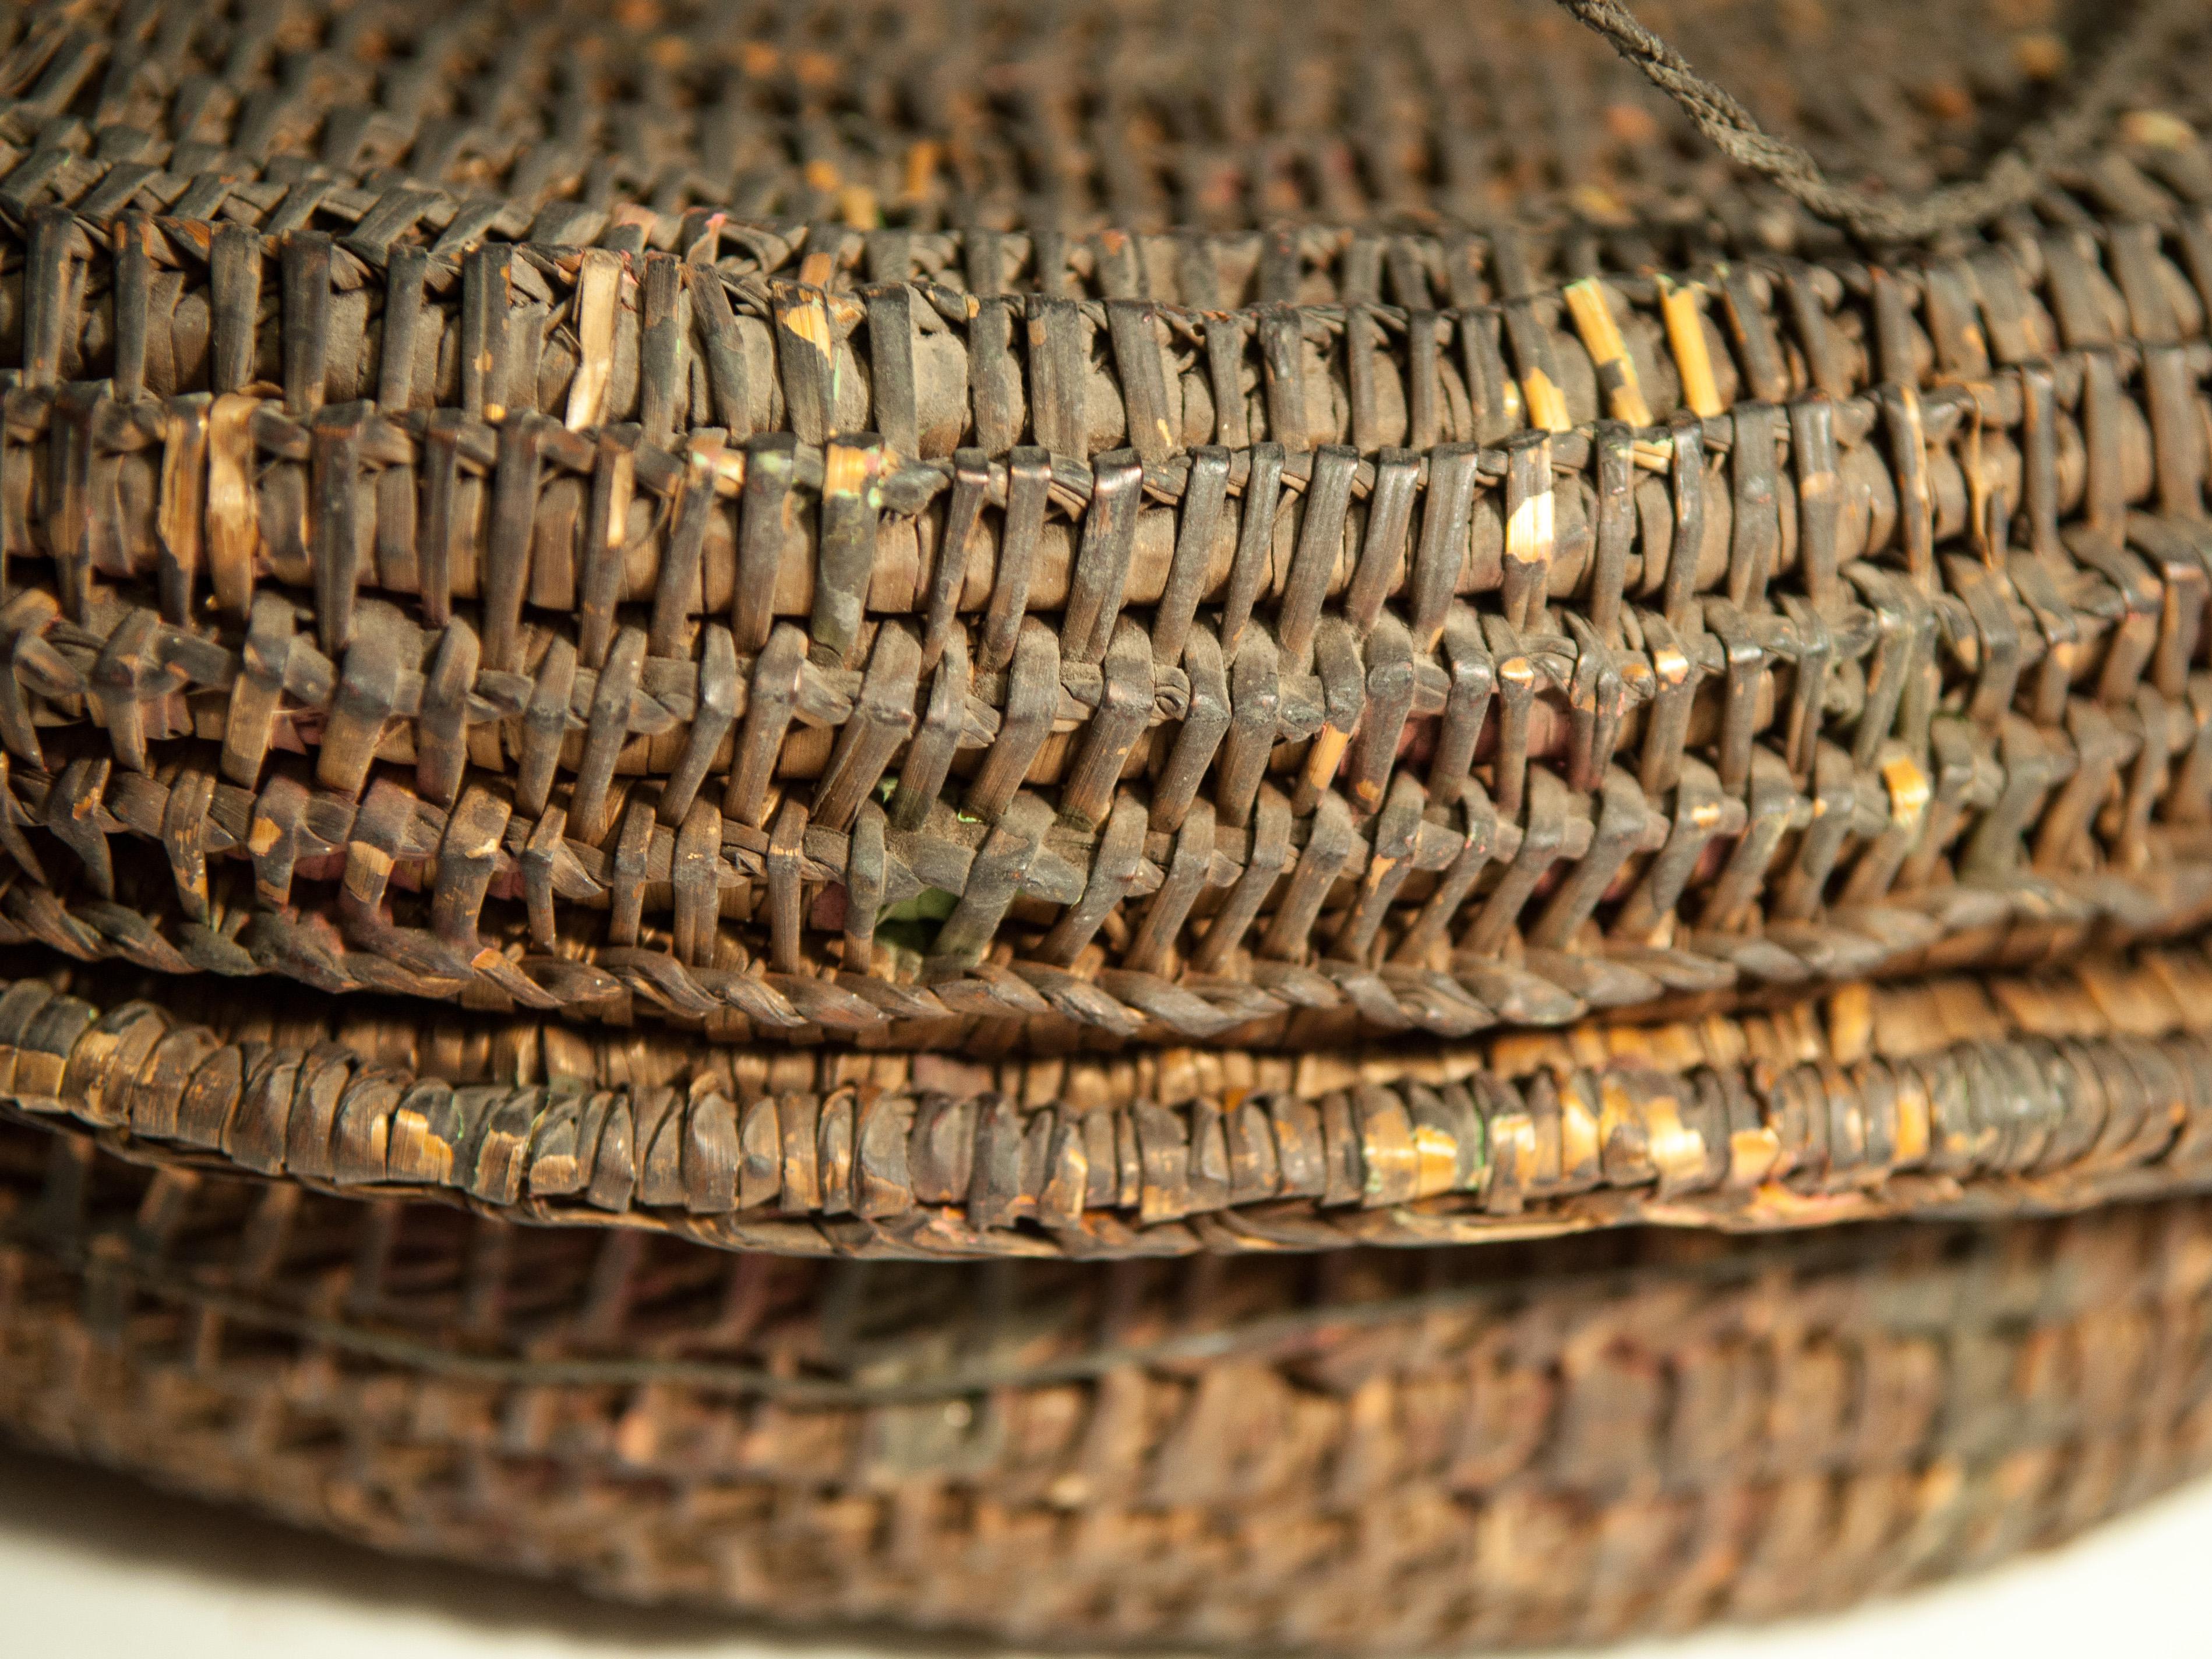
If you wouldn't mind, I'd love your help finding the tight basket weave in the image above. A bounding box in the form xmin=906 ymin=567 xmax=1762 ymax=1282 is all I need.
xmin=7 ymin=0 xmax=2212 ymax=1646
xmin=6 ymin=1118 xmax=2212 ymax=1652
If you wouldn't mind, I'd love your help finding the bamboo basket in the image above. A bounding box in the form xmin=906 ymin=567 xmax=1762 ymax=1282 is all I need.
xmin=5 ymin=1117 xmax=2212 ymax=1651
xmin=6 ymin=0 xmax=2212 ymax=1645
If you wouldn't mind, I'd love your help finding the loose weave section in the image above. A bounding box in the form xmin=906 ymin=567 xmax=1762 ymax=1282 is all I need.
xmin=9 ymin=0 xmax=2212 ymax=1049
xmin=12 ymin=203 xmax=2212 ymax=1035
xmin=1 ymin=0 xmax=2211 ymax=1044
xmin=4 ymin=1121 xmax=2212 ymax=1649
xmin=9 ymin=947 xmax=2212 ymax=1258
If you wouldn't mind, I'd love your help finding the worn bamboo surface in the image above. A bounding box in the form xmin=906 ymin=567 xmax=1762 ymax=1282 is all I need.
xmin=1 ymin=1115 xmax=2210 ymax=1650
xmin=8 ymin=0 xmax=2212 ymax=1647
xmin=6 ymin=0 xmax=2166 ymax=242
xmin=3 ymin=3 xmax=2212 ymax=1043
xmin=0 ymin=946 xmax=2206 ymax=1258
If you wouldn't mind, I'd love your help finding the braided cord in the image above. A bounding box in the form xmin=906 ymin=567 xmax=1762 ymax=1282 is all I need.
xmin=1555 ymin=0 xmax=2201 ymax=241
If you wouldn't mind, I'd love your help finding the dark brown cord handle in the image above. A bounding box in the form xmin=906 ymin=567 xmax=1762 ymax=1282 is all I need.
xmin=1557 ymin=0 xmax=2202 ymax=241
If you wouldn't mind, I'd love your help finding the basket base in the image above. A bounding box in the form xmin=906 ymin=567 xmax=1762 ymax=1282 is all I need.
xmin=0 ymin=1118 xmax=2209 ymax=1651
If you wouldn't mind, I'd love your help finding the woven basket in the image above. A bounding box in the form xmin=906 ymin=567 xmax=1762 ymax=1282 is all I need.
xmin=7 ymin=1118 xmax=2212 ymax=1651
xmin=7 ymin=0 xmax=2212 ymax=1644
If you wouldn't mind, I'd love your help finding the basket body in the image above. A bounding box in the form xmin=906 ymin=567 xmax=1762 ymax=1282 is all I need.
xmin=0 ymin=0 xmax=2207 ymax=1053
xmin=6 ymin=0 xmax=2212 ymax=1646
xmin=5 ymin=1117 xmax=2212 ymax=1653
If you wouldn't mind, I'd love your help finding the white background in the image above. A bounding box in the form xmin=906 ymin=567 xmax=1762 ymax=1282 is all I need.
xmin=0 ymin=1443 xmax=2205 ymax=1658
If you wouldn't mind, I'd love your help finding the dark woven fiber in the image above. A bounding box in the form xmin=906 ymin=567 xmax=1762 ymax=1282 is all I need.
xmin=1 ymin=0 xmax=2211 ymax=1051
xmin=7 ymin=0 xmax=2212 ymax=1646
xmin=5 ymin=1117 xmax=2212 ymax=1651
xmin=10 ymin=949 xmax=2212 ymax=1256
